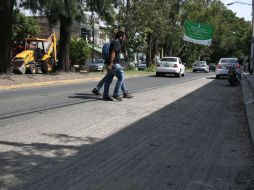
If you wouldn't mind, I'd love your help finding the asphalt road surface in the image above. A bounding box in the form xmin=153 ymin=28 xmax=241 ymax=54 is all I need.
xmin=0 ymin=72 xmax=254 ymax=190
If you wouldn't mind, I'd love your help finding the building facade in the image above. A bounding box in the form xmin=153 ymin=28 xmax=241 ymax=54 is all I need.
xmin=35 ymin=13 xmax=109 ymax=62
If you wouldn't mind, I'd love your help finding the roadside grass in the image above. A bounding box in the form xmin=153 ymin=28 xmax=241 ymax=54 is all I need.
xmin=185 ymin=68 xmax=193 ymax=72
xmin=86 ymin=68 xmax=155 ymax=77
xmin=124 ymin=69 xmax=155 ymax=76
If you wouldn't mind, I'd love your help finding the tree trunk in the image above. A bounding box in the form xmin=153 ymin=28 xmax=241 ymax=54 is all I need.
xmin=163 ymin=35 xmax=173 ymax=56
xmin=151 ymin=36 xmax=158 ymax=64
xmin=58 ymin=16 xmax=72 ymax=72
xmin=145 ymin=33 xmax=151 ymax=67
xmin=125 ymin=0 xmax=130 ymax=34
xmin=0 ymin=0 xmax=14 ymax=74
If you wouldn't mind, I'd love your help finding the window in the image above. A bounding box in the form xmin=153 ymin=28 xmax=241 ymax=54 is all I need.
xmin=195 ymin=61 xmax=206 ymax=65
xmin=220 ymin=58 xmax=238 ymax=64
xmin=160 ymin=57 xmax=177 ymax=62
xmin=81 ymin=28 xmax=91 ymax=39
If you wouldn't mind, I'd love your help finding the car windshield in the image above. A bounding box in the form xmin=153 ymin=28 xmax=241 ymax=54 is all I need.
xmin=160 ymin=57 xmax=177 ymax=62
xmin=220 ymin=59 xmax=238 ymax=64
xmin=27 ymin=41 xmax=44 ymax=50
xmin=94 ymin=60 xmax=104 ymax=64
xmin=195 ymin=61 xmax=206 ymax=66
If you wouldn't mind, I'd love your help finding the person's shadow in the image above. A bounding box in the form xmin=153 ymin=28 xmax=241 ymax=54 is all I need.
xmin=69 ymin=93 xmax=103 ymax=101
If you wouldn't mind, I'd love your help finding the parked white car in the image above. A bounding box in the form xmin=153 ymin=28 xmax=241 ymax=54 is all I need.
xmin=156 ymin=57 xmax=185 ymax=77
xmin=215 ymin=58 xmax=240 ymax=79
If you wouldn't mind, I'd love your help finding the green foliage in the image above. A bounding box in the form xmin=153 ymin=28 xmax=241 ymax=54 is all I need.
xmin=174 ymin=0 xmax=251 ymax=63
xmin=12 ymin=11 xmax=39 ymax=45
xmin=18 ymin=0 xmax=252 ymax=71
xmin=145 ymin=64 xmax=156 ymax=72
xmin=70 ymin=37 xmax=91 ymax=66
xmin=117 ymin=0 xmax=251 ymax=66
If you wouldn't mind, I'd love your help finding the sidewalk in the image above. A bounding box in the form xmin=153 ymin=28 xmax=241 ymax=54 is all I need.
xmin=1 ymin=73 xmax=253 ymax=189
xmin=0 ymin=72 xmax=101 ymax=90
xmin=242 ymin=73 xmax=254 ymax=144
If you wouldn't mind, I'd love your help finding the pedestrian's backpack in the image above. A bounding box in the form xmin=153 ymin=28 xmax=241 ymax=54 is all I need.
xmin=102 ymin=42 xmax=111 ymax=60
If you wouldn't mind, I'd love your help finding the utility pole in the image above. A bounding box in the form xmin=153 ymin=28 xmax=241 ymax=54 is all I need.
xmin=91 ymin=11 xmax=95 ymax=62
xmin=227 ymin=1 xmax=253 ymax=74
xmin=91 ymin=1 xmax=95 ymax=62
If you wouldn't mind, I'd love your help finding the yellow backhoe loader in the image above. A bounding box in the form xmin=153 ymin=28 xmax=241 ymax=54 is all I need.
xmin=12 ymin=33 xmax=57 ymax=74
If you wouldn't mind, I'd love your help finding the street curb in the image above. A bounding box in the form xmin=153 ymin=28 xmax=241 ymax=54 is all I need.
xmin=0 ymin=74 xmax=153 ymax=90
xmin=0 ymin=78 xmax=100 ymax=90
xmin=242 ymin=74 xmax=254 ymax=144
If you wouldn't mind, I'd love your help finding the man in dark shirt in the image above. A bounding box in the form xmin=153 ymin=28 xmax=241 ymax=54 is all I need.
xmin=103 ymin=31 xmax=133 ymax=101
xmin=92 ymin=34 xmax=132 ymax=98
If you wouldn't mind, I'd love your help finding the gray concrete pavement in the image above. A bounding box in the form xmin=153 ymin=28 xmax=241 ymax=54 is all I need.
xmin=242 ymin=73 xmax=254 ymax=144
xmin=1 ymin=75 xmax=254 ymax=189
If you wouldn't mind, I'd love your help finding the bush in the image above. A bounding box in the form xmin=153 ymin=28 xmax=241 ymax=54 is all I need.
xmin=145 ymin=64 xmax=156 ymax=72
xmin=70 ymin=37 xmax=91 ymax=67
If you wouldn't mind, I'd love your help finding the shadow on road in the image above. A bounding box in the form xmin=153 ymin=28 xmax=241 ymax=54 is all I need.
xmin=0 ymin=79 xmax=253 ymax=190
xmin=69 ymin=93 xmax=103 ymax=101
xmin=148 ymin=75 xmax=178 ymax=78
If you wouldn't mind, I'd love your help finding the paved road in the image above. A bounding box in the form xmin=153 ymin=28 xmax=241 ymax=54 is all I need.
xmin=0 ymin=72 xmax=210 ymax=121
xmin=0 ymin=72 xmax=253 ymax=190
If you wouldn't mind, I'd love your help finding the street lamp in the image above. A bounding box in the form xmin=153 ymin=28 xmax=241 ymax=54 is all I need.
xmin=227 ymin=1 xmax=254 ymax=74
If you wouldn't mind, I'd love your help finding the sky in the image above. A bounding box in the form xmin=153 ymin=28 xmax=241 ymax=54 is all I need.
xmin=223 ymin=0 xmax=252 ymax=21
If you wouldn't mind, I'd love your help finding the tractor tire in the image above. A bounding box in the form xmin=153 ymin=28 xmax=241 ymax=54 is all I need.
xmin=26 ymin=64 xmax=37 ymax=74
xmin=41 ymin=62 xmax=48 ymax=74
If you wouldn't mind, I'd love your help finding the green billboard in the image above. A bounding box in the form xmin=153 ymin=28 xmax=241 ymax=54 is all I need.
xmin=183 ymin=20 xmax=214 ymax=46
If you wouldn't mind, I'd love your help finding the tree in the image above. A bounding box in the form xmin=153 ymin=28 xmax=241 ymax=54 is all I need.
xmin=0 ymin=0 xmax=15 ymax=74
xmin=120 ymin=0 xmax=251 ymax=67
xmin=173 ymin=0 xmax=251 ymax=64
xmin=12 ymin=11 xmax=39 ymax=45
xmin=22 ymin=0 xmax=115 ymax=72
xmin=121 ymin=0 xmax=182 ymax=66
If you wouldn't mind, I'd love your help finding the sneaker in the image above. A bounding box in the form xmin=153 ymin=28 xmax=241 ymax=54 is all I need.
xmin=103 ymin=96 xmax=114 ymax=101
xmin=123 ymin=92 xmax=133 ymax=98
xmin=113 ymin=95 xmax=123 ymax=102
xmin=92 ymin=88 xmax=101 ymax=96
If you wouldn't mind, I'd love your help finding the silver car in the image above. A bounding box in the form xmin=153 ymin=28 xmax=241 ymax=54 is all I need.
xmin=137 ymin=61 xmax=147 ymax=70
xmin=215 ymin=58 xmax=240 ymax=79
xmin=192 ymin=61 xmax=209 ymax=73
xmin=89 ymin=59 xmax=105 ymax=72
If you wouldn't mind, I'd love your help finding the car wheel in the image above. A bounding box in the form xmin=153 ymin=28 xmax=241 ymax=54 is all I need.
xmin=216 ymin=75 xmax=220 ymax=79
xmin=156 ymin=72 xmax=163 ymax=77
xmin=177 ymin=71 xmax=181 ymax=78
xmin=193 ymin=70 xmax=196 ymax=72
xmin=41 ymin=61 xmax=48 ymax=74
xmin=181 ymin=73 xmax=185 ymax=77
